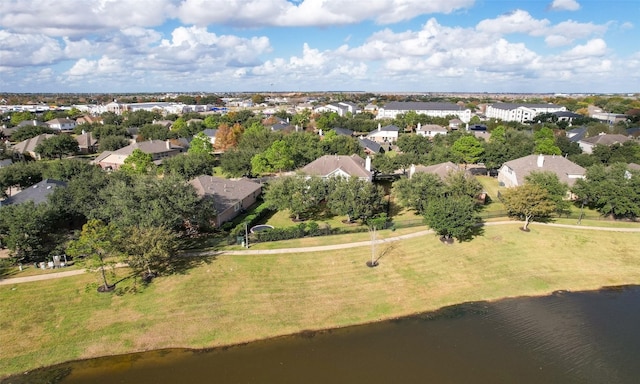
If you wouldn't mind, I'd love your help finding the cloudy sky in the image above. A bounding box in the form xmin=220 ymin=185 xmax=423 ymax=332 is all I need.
xmin=0 ymin=0 xmax=638 ymax=93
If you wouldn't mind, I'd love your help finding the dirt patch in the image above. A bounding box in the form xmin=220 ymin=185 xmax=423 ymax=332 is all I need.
xmin=0 ymin=248 xmax=11 ymax=259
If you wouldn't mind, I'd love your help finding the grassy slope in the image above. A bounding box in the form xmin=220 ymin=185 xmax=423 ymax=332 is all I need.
xmin=1 ymin=224 xmax=640 ymax=377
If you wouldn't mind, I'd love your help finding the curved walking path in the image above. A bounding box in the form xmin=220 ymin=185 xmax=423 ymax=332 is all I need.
xmin=2 ymin=221 xmax=639 ymax=285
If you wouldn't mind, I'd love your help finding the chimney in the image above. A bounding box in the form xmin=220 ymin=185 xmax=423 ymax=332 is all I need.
xmin=417 ymin=122 xmax=421 ymax=130
xmin=409 ymin=164 xmax=416 ymax=179
xmin=166 ymin=140 xmax=171 ymax=150
xmin=378 ymin=123 xmax=381 ymax=131
xmin=365 ymin=155 xmax=372 ymax=172
xmin=537 ymin=154 xmax=544 ymax=167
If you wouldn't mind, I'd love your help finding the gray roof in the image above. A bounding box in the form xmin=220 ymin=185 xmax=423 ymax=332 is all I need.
xmin=202 ymin=129 xmax=218 ymax=137
xmin=411 ymin=162 xmax=460 ymax=180
xmin=580 ymin=134 xmax=630 ymax=146
xmin=382 ymin=101 xmax=465 ymax=111
xmin=75 ymin=132 xmax=97 ymax=148
xmin=17 ymin=120 xmax=48 ymax=127
xmin=333 ymin=127 xmax=354 ymax=136
xmin=0 ymin=158 xmax=13 ymax=168
xmin=502 ymin=154 xmax=586 ymax=186
xmin=489 ymin=103 xmax=563 ymax=110
xmin=12 ymin=134 xmax=56 ymax=154
xmin=553 ymin=111 xmax=582 ymax=118
xmin=301 ymin=154 xmax=372 ymax=179
xmin=358 ymin=137 xmax=382 ymax=153
xmin=567 ymin=127 xmax=587 ymax=142
xmin=112 ymin=139 xmax=183 ymax=155
xmin=189 ymin=176 xmax=262 ymax=214
xmin=2 ymin=179 xmax=66 ymax=206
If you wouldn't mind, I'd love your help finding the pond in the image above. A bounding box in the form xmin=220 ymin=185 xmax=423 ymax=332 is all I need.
xmin=9 ymin=285 xmax=640 ymax=384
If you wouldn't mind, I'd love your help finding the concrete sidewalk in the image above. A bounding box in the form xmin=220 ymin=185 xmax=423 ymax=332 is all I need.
xmin=2 ymin=221 xmax=639 ymax=285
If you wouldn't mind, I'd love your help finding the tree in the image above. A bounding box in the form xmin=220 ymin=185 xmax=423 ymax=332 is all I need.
xmin=98 ymin=135 xmax=130 ymax=152
xmin=525 ymin=171 xmax=571 ymax=216
xmin=120 ymin=226 xmax=178 ymax=279
xmin=251 ymin=140 xmax=295 ymax=174
xmin=162 ymin=152 xmax=215 ymax=179
xmin=444 ymin=171 xmax=483 ymax=199
xmin=35 ymin=134 xmax=79 ymax=159
xmin=66 ymin=219 xmax=121 ymax=291
xmin=451 ymin=135 xmax=484 ymax=166
xmin=264 ymin=176 xmax=327 ymax=221
xmin=423 ymin=196 xmax=481 ymax=242
xmin=501 ymin=184 xmax=556 ymax=231
xmin=120 ymin=149 xmax=154 ymax=175
xmin=11 ymin=125 xmax=55 ymax=142
xmin=393 ymin=172 xmax=445 ymax=214
xmin=327 ymin=177 xmax=385 ymax=223
xmin=0 ymin=161 xmax=43 ymax=197
xmin=397 ymin=134 xmax=432 ymax=155
xmin=139 ymin=124 xmax=174 ymax=141
xmin=572 ymin=163 xmax=640 ymax=219
xmin=215 ymin=123 xmax=243 ymax=150
xmin=0 ymin=202 xmax=59 ymax=262
xmin=188 ymin=132 xmax=214 ymax=155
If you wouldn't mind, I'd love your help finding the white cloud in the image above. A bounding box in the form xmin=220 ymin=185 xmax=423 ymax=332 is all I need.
xmin=175 ymin=0 xmax=475 ymax=27
xmin=564 ymin=38 xmax=607 ymax=58
xmin=549 ymin=0 xmax=581 ymax=12
xmin=66 ymin=56 xmax=122 ymax=77
xmin=0 ymin=30 xmax=64 ymax=66
xmin=476 ymin=10 xmax=549 ymax=35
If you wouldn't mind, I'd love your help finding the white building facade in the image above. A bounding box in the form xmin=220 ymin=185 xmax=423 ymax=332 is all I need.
xmin=486 ymin=103 xmax=566 ymax=123
xmin=376 ymin=101 xmax=472 ymax=123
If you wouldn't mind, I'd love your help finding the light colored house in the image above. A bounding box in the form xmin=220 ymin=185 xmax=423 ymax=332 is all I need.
xmin=46 ymin=118 xmax=76 ymax=132
xmin=376 ymin=101 xmax=472 ymax=123
xmin=76 ymin=115 xmax=103 ymax=125
xmin=189 ymin=176 xmax=262 ymax=227
xmin=485 ymin=103 xmax=566 ymax=123
xmin=498 ymin=154 xmax=585 ymax=188
xmin=408 ymin=162 xmax=460 ymax=180
xmin=11 ymin=133 xmax=56 ymax=160
xmin=366 ymin=124 xmax=399 ymax=143
xmin=300 ymin=154 xmax=373 ymax=181
xmin=416 ymin=123 xmax=448 ymax=138
xmin=314 ymin=102 xmax=361 ymax=117
xmin=94 ymin=139 xmax=184 ymax=170
xmin=201 ymin=129 xmax=218 ymax=145
xmin=577 ymin=133 xmax=631 ymax=154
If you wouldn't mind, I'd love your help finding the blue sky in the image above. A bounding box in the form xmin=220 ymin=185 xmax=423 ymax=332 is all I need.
xmin=0 ymin=0 xmax=638 ymax=93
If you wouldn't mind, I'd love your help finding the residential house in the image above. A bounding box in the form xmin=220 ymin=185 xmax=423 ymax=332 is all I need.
xmin=314 ymin=102 xmax=361 ymax=117
xmin=75 ymin=132 xmax=98 ymax=154
xmin=300 ymin=154 xmax=373 ymax=181
xmin=46 ymin=118 xmax=76 ymax=132
xmin=16 ymin=120 xmax=49 ymax=129
xmin=376 ymin=101 xmax=471 ymax=123
xmin=408 ymin=162 xmax=460 ymax=180
xmin=0 ymin=179 xmax=66 ymax=206
xmin=332 ymin=127 xmax=354 ymax=137
xmin=485 ymin=103 xmax=566 ymax=123
xmin=201 ymin=129 xmax=218 ymax=146
xmin=498 ymin=154 xmax=586 ymax=188
xmin=416 ymin=123 xmax=448 ymax=138
xmin=358 ymin=137 xmax=384 ymax=155
xmin=94 ymin=139 xmax=184 ymax=170
xmin=11 ymin=133 xmax=56 ymax=160
xmin=552 ymin=111 xmax=582 ymax=124
xmin=76 ymin=115 xmax=103 ymax=125
xmin=366 ymin=124 xmax=400 ymax=143
xmin=0 ymin=158 xmax=13 ymax=169
xmin=578 ymin=133 xmax=631 ymax=154
xmin=189 ymin=175 xmax=262 ymax=227
xmin=566 ymin=127 xmax=587 ymax=143
xmin=448 ymin=118 xmax=463 ymax=130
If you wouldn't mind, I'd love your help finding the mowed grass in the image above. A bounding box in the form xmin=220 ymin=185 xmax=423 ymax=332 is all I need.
xmin=2 ymin=224 xmax=640 ymax=378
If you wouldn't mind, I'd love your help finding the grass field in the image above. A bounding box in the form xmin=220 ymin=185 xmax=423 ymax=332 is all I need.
xmin=1 ymin=223 xmax=640 ymax=378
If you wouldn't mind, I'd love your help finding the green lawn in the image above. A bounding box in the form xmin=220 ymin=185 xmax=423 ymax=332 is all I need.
xmin=2 ymin=224 xmax=640 ymax=378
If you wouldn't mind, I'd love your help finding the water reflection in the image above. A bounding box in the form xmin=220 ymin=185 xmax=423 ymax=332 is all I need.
xmin=8 ymin=286 xmax=640 ymax=384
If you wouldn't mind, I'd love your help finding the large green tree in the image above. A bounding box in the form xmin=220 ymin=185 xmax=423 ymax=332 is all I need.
xmin=162 ymin=152 xmax=215 ymax=180
xmin=251 ymin=140 xmax=295 ymax=174
xmin=451 ymin=135 xmax=484 ymax=166
xmin=0 ymin=202 xmax=58 ymax=262
xmin=35 ymin=134 xmax=79 ymax=159
xmin=263 ymin=176 xmax=327 ymax=221
xmin=327 ymin=177 xmax=385 ymax=223
xmin=120 ymin=149 xmax=154 ymax=175
xmin=423 ymin=196 xmax=481 ymax=242
xmin=572 ymin=163 xmax=640 ymax=219
xmin=188 ymin=132 xmax=214 ymax=155
xmin=119 ymin=226 xmax=178 ymax=278
xmin=393 ymin=172 xmax=445 ymax=214
xmin=524 ymin=171 xmax=571 ymax=216
xmin=66 ymin=219 xmax=122 ymax=291
xmin=501 ymin=184 xmax=556 ymax=231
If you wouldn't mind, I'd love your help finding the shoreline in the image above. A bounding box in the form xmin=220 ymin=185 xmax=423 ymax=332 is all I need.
xmin=7 ymin=283 xmax=640 ymax=382
xmin=2 ymin=224 xmax=640 ymax=379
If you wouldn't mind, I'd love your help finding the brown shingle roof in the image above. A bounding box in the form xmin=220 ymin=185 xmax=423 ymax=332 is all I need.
xmin=503 ymin=154 xmax=585 ymax=186
xmin=580 ymin=134 xmax=630 ymax=146
xmin=300 ymin=154 xmax=372 ymax=180
xmin=410 ymin=162 xmax=460 ymax=179
xmin=189 ymin=176 xmax=261 ymax=214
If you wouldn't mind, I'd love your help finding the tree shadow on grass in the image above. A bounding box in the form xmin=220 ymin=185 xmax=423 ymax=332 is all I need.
xmin=455 ymin=222 xmax=486 ymax=243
